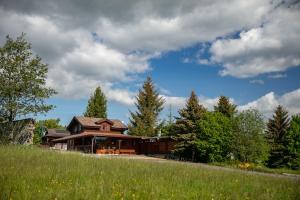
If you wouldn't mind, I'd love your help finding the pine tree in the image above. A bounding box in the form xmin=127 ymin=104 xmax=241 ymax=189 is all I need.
xmin=128 ymin=77 xmax=165 ymax=136
xmin=84 ymin=86 xmax=107 ymax=118
xmin=173 ymin=91 xmax=206 ymax=161
xmin=214 ymin=95 xmax=236 ymax=118
xmin=267 ymin=105 xmax=290 ymax=168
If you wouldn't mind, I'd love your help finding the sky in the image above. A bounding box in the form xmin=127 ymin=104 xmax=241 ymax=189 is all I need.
xmin=0 ymin=0 xmax=299 ymax=125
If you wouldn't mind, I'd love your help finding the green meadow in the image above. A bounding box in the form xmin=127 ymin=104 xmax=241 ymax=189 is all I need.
xmin=0 ymin=145 xmax=299 ymax=200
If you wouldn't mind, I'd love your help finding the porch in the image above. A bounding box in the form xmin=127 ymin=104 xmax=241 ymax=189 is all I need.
xmin=53 ymin=132 xmax=141 ymax=154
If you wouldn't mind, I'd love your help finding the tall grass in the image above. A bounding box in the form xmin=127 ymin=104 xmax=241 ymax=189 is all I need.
xmin=0 ymin=145 xmax=299 ymax=199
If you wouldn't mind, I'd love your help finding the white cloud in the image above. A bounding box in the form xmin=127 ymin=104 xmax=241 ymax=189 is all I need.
xmin=238 ymin=88 xmax=300 ymax=117
xmin=0 ymin=7 xmax=151 ymax=105
xmin=268 ymin=73 xmax=287 ymax=79
xmin=162 ymin=95 xmax=219 ymax=111
xmin=96 ymin=0 xmax=271 ymax=53
xmin=249 ymin=79 xmax=265 ymax=85
xmin=0 ymin=0 xmax=299 ymax=107
xmin=210 ymin=4 xmax=300 ymax=78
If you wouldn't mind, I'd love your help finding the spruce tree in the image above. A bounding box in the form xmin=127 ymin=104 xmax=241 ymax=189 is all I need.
xmin=84 ymin=86 xmax=107 ymax=118
xmin=214 ymin=95 xmax=236 ymax=118
xmin=161 ymin=105 xmax=175 ymax=136
xmin=173 ymin=91 xmax=206 ymax=161
xmin=128 ymin=77 xmax=165 ymax=136
xmin=267 ymin=105 xmax=290 ymax=168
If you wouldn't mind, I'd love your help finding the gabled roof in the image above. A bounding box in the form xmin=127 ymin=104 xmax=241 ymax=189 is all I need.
xmin=43 ymin=129 xmax=70 ymax=138
xmin=68 ymin=116 xmax=127 ymax=130
xmin=95 ymin=119 xmax=114 ymax=125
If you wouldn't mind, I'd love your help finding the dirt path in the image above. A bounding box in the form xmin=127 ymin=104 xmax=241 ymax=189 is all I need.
xmin=91 ymin=154 xmax=300 ymax=181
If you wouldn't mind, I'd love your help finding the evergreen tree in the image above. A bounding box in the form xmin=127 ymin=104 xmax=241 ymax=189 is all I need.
xmin=0 ymin=33 xmax=56 ymax=122
xmin=286 ymin=115 xmax=300 ymax=169
xmin=173 ymin=91 xmax=206 ymax=161
xmin=214 ymin=95 xmax=236 ymax=118
xmin=128 ymin=77 xmax=165 ymax=136
xmin=267 ymin=105 xmax=290 ymax=168
xmin=84 ymin=86 xmax=107 ymax=118
xmin=161 ymin=105 xmax=175 ymax=136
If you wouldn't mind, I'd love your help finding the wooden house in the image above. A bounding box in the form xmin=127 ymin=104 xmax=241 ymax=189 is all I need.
xmin=53 ymin=116 xmax=175 ymax=155
xmin=42 ymin=129 xmax=70 ymax=149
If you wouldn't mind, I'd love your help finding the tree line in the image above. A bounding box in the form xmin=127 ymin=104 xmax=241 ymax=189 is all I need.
xmin=128 ymin=77 xmax=300 ymax=169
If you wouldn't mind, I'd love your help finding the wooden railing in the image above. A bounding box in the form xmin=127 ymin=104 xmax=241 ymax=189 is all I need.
xmin=96 ymin=149 xmax=136 ymax=155
xmin=75 ymin=145 xmax=92 ymax=153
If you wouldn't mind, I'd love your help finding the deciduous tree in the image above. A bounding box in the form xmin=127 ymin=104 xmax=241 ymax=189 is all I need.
xmin=286 ymin=115 xmax=300 ymax=169
xmin=232 ymin=109 xmax=268 ymax=163
xmin=33 ymin=118 xmax=64 ymax=144
xmin=196 ymin=112 xmax=233 ymax=162
xmin=0 ymin=34 xmax=56 ymax=122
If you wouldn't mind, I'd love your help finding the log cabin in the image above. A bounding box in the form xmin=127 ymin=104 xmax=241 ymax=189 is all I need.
xmin=53 ymin=116 xmax=175 ymax=155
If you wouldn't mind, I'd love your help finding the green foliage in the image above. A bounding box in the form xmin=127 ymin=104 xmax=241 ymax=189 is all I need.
xmin=174 ymin=91 xmax=206 ymax=135
xmin=0 ymin=146 xmax=299 ymax=200
xmin=214 ymin=95 xmax=237 ymax=118
xmin=161 ymin=121 xmax=175 ymax=136
xmin=128 ymin=77 xmax=165 ymax=136
xmin=196 ymin=112 xmax=233 ymax=162
xmin=0 ymin=34 xmax=56 ymax=122
xmin=267 ymin=105 xmax=290 ymax=168
xmin=286 ymin=115 xmax=300 ymax=169
xmin=161 ymin=105 xmax=175 ymax=136
xmin=232 ymin=109 xmax=268 ymax=163
xmin=173 ymin=91 xmax=206 ymax=161
xmin=84 ymin=86 xmax=107 ymax=118
xmin=33 ymin=118 xmax=64 ymax=144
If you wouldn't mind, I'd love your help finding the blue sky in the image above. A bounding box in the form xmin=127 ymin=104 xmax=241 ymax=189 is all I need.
xmin=42 ymin=44 xmax=300 ymax=125
xmin=1 ymin=0 xmax=300 ymax=125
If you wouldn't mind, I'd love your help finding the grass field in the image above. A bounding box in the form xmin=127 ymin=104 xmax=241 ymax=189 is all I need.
xmin=0 ymin=145 xmax=299 ymax=200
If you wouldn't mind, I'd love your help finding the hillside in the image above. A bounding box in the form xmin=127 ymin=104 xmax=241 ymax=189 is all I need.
xmin=0 ymin=146 xmax=299 ymax=200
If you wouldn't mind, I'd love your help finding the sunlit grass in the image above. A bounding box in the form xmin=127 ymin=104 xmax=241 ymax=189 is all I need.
xmin=0 ymin=145 xmax=299 ymax=199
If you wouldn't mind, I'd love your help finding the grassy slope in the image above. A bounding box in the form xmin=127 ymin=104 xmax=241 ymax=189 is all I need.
xmin=0 ymin=146 xmax=299 ymax=200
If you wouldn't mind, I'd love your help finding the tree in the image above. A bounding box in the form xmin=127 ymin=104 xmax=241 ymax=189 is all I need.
xmin=161 ymin=105 xmax=175 ymax=136
xmin=267 ymin=105 xmax=290 ymax=168
xmin=196 ymin=112 xmax=233 ymax=162
xmin=0 ymin=34 xmax=56 ymax=122
xmin=84 ymin=86 xmax=107 ymax=118
xmin=173 ymin=91 xmax=206 ymax=161
xmin=128 ymin=77 xmax=165 ymax=136
xmin=214 ymin=95 xmax=236 ymax=118
xmin=33 ymin=118 xmax=64 ymax=144
xmin=286 ymin=115 xmax=300 ymax=169
xmin=232 ymin=109 xmax=268 ymax=163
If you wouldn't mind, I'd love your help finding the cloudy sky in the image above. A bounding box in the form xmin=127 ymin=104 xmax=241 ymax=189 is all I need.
xmin=0 ymin=0 xmax=299 ymax=125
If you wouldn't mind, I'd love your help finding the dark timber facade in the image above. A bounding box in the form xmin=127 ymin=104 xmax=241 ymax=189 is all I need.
xmin=53 ymin=116 xmax=175 ymax=155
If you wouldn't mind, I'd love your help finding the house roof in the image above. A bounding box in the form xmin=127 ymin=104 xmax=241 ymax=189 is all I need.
xmin=44 ymin=129 xmax=70 ymax=138
xmin=72 ymin=116 xmax=127 ymax=130
xmin=52 ymin=131 xmax=141 ymax=142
